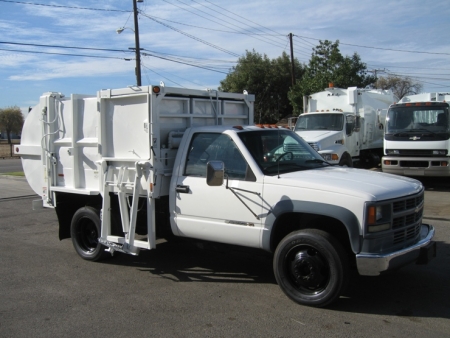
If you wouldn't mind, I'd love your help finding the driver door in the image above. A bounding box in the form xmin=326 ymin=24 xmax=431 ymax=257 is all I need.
xmin=173 ymin=132 xmax=264 ymax=248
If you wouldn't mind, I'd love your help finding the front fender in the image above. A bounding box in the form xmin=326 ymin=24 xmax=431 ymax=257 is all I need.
xmin=262 ymin=199 xmax=361 ymax=253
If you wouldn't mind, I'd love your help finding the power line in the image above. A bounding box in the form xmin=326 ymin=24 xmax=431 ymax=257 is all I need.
xmin=4 ymin=0 xmax=448 ymax=57
xmin=141 ymin=63 xmax=185 ymax=88
xmin=0 ymin=41 xmax=132 ymax=54
xmin=166 ymin=0 xmax=311 ymax=57
xmin=368 ymin=64 xmax=450 ymax=71
xmin=294 ymin=35 xmax=450 ymax=56
xmin=0 ymin=47 xmax=128 ymax=60
xmin=203 ymin=0 xmax=313 ymax=55
xmin=139 ymin=12 xmax=240 ymax=57
xmin=141 ymin=52 xmax=229 ymax=74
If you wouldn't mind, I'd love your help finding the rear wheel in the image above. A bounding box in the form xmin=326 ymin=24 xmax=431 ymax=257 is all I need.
xmin=71 ymin=206 xmax=109 ymax=261
xmin=273 ymin=229 xmax=349 ymax=307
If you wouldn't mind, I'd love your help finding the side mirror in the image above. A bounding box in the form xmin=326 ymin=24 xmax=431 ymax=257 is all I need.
xmin=206 ymin=161 xmax=224 ymax=186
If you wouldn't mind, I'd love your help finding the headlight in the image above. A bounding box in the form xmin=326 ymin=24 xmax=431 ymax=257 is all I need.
xmin=321 ymin=153 xmax=339 ymax=161
xmin=366 ymin=205 xmax=391 ymax=233
xmin=386 ymin=149 xmax=400 ymax=155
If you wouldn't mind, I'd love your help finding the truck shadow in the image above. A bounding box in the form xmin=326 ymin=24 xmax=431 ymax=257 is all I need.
xmin=102 ymin=238 xmax=450 ymax=318
xmin=103 ymin=239 xmax=275 ymax=285
xmin=416 ymin=176 xmax=450 ymax=192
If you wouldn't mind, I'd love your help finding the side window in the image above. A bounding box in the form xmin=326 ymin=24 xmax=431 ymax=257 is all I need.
xmin=184 ymin=133 xmax=255 ymax=181
xmin=346 ymin=115 xmax=355 ymax=135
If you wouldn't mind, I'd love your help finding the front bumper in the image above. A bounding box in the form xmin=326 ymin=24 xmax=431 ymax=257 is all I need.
xmin=356 ymin=224 xmax=436 ymax=276
xmin=382 ymin=156 xmax=450 ymax=176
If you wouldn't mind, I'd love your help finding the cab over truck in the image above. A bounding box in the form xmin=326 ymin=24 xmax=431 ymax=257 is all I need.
xmin=382 ymin=92 xmax=450 ymax=176
xmin=294 ymin=86 xmax=397 ymax=167
xmin=16 ymin=85 xmax=436 ymax=307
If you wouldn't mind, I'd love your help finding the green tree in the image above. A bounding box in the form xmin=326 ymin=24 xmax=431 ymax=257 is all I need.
xmin=288 ymin=40 xmax=375 ymax=114
xmin=376 ymin=75 xmax=422 ymax=99
xmin=0 ymin=106 xmax=24 ymax=144
xmin=219 ymin=50 xmax=304 ymax=123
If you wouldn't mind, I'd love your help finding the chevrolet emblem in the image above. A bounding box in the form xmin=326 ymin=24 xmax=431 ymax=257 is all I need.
xmin=409 ymin=136 xmax=421 ymax=140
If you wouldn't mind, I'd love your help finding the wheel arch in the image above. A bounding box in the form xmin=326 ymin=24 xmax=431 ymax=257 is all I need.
xmin=54 ymin=192 xmax=102 ymax=240
xmin=264 ymin=200 xmax=361 ymax=254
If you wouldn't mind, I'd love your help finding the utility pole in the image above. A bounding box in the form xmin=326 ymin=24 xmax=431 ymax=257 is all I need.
xmin=289 ymin=33 xmax=295 ymax=87
xmin=133 ymin=0 xmax=142 ymax=86
xmin=368 ymin=68 xmax=385 ymax=88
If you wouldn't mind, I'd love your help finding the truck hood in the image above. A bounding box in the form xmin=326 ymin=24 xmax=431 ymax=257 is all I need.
xmin=264 ymin=167 xmax=422 ymax=201
xmin=296 ymin=130 xmax=341 ymax=143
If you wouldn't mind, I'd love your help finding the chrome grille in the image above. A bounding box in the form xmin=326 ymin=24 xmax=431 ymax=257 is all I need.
xmin=308 ymin=142 xmax=319 ymax=151
xmin=284 ymin=144 xmax=302 ymax=152
xmin=393 ymin=223 xmax=421 ymax=244
xmin=392 ymin=209 xmax=422 ymax=229
xmin=391 ymin=191 xmax=424 ymax=245
xmin=393 ymin=194 xmax=424 ymax=212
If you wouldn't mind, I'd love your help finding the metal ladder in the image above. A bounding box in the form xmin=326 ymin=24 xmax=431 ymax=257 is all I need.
xmin=99 ymin=160 xmax=156 ymax=255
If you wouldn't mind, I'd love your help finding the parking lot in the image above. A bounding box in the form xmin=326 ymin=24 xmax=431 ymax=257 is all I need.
xmin=0 ymin=170 xmax=449 ymax=337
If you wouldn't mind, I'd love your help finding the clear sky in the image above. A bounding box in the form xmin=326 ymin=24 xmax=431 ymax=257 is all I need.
xmin=1 ymin=0 xmax=449 ymax=116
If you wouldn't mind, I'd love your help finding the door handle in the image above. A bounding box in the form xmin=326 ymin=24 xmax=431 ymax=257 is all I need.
xmin=176 ymin=185 xmax=190 ymax=193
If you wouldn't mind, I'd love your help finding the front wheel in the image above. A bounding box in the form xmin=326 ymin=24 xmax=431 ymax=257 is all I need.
xmin=338 ymin=153 xmax=353 ymax=167
xmin=71 ymin=206 xmax=109 ymax=261
xmin=273 ymin=229 xmax=349 ymax=307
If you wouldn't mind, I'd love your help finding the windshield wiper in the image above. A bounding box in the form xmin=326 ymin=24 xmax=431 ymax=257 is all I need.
xmin=305 ymin=159 xmax=332 ymax=166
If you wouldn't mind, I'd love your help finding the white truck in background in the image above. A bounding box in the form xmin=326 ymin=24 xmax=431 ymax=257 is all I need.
xmin=294 ymin=86 xmax=397 ymax=167
xmin=382 ymin=92 xmax=450 ymax=176
xmin=16 ymin=85 xmax=436 ymax=307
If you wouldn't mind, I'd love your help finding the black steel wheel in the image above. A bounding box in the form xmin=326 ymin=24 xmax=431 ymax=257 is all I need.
xmin=70 ymin=206 xmax=109 ymax=261
xmin=273 ymin=229 xmax=349 ymax=307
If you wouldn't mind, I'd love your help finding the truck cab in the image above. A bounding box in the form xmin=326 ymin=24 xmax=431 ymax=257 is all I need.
xmin=294 ymin=111 xmax=358 ymax=166
xmin=382 ymin=93 xmax=450 ymax=176
xmin=295 ymin=86 xmax=395 ymax=167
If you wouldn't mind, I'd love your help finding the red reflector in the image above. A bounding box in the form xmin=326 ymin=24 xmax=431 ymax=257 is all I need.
xmin=15 ymin=147 xmax=19 ymax=153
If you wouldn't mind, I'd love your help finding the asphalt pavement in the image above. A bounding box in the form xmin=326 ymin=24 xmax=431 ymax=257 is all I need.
xmin=1 ymin=173 xmax=449 ymax=337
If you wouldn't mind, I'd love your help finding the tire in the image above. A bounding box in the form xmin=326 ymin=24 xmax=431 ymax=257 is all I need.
xmin=338 ymin=153 xmax=353 ymax=167
xmin=70 ymin=206 xmax=109 ymax=261
xmin=273 ymin=229 xmax=349 ymax=307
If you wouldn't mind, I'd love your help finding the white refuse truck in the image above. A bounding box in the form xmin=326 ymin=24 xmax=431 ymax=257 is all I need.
xmin=294 ymin=86 xmax=397 ymax=167
xmin=16 ymin=85 xmax=436 ymax=307
xmin=382 ymin=92 xmax=450 ymax=176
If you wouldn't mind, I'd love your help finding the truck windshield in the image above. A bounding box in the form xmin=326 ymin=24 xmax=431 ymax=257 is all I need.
xmin=238 ymin=129 xmax=330 ymax=175
xmin=294 ymin=113 xmax=344 ymax=131
xmin=386 ymin=105 xmax=449 ymax=137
